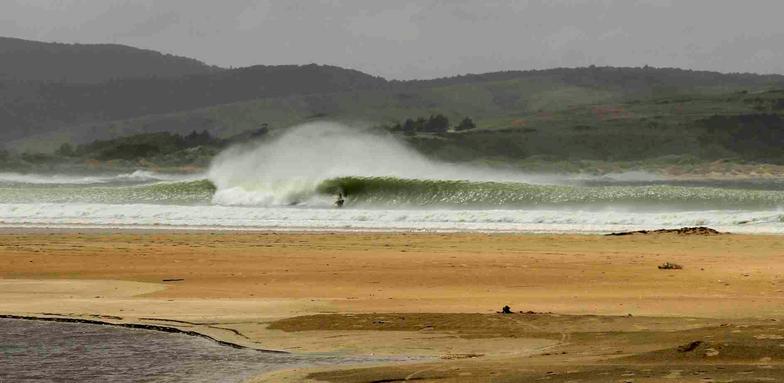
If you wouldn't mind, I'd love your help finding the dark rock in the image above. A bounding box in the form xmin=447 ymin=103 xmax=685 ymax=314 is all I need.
xmin=677 ymin=340 xmax=703 ymax=352
xmin=608 ymin=227 xmax=722 ymax=236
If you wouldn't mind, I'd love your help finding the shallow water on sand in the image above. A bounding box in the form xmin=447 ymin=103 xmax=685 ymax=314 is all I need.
xmin=0 ymin=319 xmax=398 ymax=382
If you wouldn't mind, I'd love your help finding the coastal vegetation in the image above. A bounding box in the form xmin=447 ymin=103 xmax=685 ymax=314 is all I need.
xmin=2 ymin=37 xmax=784 ymax=173
xmin=0 ymin=128 xmax=265 ymax=172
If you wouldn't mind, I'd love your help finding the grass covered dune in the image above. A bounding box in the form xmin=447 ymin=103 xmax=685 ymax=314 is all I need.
xmin=2 ymin=230 xmax=784 ymax=382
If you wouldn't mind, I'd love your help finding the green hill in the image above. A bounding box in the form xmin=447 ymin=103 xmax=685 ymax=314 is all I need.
xmin=0 ymin=36 xmax=221 ymax=143
xmin=58 ymin=67 xmax=784 ymax=164
xmin=2 ymin=37 xmax=784 ymax=169
xmin=0 ymin=63 xmax=387 ymax=142
xmin=0 ymin=36 xmax=218 ymax=83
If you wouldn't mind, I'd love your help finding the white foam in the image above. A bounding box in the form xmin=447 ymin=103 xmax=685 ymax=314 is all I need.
xmin=0 ymin=203 xmax=781 ymax=234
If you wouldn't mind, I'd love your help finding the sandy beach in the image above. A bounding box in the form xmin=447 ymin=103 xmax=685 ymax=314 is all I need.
xmin=5 ymin=3 xmax=784 ymax=381
xmin=2 ymin=229 xmax=784 ymax=382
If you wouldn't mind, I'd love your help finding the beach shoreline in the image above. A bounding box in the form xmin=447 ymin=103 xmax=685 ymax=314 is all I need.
xmin=1 ymin=221 xmax=781 ymax=235
xmin=3 ymin=229 xmax=784 ymax=381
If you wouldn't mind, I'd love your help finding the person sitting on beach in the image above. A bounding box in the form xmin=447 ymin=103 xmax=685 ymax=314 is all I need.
xmin=335 ymin=192 xmax=345 ymax=208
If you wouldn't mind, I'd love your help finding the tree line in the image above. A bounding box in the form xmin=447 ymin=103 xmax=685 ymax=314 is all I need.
xmin=387 ymin=114 xmax=476 ymax=134
xmin=55 ymin=130 xmax=223 ymax=160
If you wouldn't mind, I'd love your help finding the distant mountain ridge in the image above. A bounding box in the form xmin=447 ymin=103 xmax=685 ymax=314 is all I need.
xmin=403 ymin=66 xmax=784 ymax=93
xmin=0 ymin=36 xmax=219 ymax=83
xmin=2 ymin=36 xmax=784 ymax=166
xmin=0 ymin=62 xmax=388 ymax=142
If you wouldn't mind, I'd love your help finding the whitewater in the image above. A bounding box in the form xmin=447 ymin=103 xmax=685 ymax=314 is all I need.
xmin=1 ymin=122 xmax=783 ymax=233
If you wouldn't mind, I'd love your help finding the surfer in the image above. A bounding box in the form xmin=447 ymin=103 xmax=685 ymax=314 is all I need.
xmin=335 ymin=192 xmax=345 ymax=208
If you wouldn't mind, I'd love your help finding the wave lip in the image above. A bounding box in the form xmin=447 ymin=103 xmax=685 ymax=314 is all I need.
xmin=2 ymin=172 xmax=781 ymax=211
xmin=203 ymin=174 xmax=784 ymax=211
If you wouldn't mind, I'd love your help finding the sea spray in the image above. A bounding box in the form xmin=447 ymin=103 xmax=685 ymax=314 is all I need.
xmin=207 ymin=122 xmax=546 ymax=206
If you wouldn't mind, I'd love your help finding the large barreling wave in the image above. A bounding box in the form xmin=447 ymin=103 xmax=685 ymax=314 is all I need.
xmin=2 ymin=122 xmax=784 ymax=232
xmin=208 ymin=122 xmax=540 ymax=207
xmin=205 ymin=122 xmax=784 ymax=211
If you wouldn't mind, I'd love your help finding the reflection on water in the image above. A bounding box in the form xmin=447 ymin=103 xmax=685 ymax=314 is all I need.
xmin=0 ymin=318 xmax=403 ymax=382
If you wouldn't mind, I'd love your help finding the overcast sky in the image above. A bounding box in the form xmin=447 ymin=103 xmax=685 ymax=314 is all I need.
xmin=1 ymin=0 xmax=783 ymax=79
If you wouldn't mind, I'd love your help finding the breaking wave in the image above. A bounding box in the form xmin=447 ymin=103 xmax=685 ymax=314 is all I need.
xmin=2 ymin=175 xmax=783 ymax=210
xmin=206 ymin=122 xmax=559 ymax=206
xmin=315 ymin=176 xmax=784 ymax=210
xmin=2 ymin=123 xmax=783 ymax=211
xmin=200 ymin=122 xmax=784 ymax=210
xmin=1 ymin=122 xmax=782 ymax=232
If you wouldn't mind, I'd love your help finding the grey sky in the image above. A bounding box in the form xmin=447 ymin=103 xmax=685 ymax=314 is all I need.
xmin=1 ymin=0 xmax=783 ymax=79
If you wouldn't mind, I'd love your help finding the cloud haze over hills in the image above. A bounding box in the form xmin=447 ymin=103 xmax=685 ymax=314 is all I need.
xmin=1 ymin=0 xmax=783 ymax=79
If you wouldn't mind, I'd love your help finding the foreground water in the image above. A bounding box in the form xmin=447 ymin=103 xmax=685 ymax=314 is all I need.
xmin=0 ymin=318 xmax=402 ymax=382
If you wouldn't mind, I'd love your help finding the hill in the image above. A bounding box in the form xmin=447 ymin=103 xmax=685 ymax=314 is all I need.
xmin=74 ymin=82 xmax=784 ymax=168
xmin=0 ymin=36 xmax=218 ymax=83
xmin=0 ymin=63 xmax=388 ymax=142
xmin=58 ymin=65 xmax=784 ymax=146
xmin=2 ymin=37 xmax=784 ymax=169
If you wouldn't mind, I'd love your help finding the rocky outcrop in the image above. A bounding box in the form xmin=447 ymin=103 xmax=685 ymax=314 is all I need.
xmin=607 ymin=227 xmax=723 ymax=236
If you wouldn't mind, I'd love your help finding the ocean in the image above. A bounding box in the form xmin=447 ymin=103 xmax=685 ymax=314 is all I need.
xmin=1 ymin=123 xmax=782 ymax=234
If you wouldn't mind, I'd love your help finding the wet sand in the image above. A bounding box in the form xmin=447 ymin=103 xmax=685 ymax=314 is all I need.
xmin=1 ymin=230 xmax=784 ymax=381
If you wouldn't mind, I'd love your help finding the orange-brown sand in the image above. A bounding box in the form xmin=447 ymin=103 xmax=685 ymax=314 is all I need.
xmin=2 ymin=231 xmax=784 ymax=382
